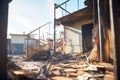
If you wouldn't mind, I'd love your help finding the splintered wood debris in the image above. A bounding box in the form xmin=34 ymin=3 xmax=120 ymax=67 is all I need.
xmin=8 ymin=54 xmax=115 ymax=80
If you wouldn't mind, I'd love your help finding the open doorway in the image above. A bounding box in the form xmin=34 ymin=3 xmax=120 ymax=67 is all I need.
xmin=82 ymin=23 xmax=93 ymax=52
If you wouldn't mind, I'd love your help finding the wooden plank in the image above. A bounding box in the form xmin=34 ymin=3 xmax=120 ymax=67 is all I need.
xmin=50 ymin=76 xmax=73 ymax=80
xmin=13 ymin=70 xmax=27 ymax=76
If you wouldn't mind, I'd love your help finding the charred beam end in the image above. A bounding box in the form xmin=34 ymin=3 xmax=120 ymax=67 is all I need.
xmin=9 ymin=0 xmax=12 ymax=3
xmin=84 ymin=0 xmax=93 ymax=8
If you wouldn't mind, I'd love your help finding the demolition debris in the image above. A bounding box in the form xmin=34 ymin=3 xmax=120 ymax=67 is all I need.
xmin=7 ymin=53 xmax=114 ymax=80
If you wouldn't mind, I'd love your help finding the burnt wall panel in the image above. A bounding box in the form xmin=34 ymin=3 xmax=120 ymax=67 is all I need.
xmin=93 ymin=0 xmax=113 ymax=62
xmin=99 ymin=0 xmax=112 ymax=62
xmin=112 ymin=0 xmax=120 ymax=79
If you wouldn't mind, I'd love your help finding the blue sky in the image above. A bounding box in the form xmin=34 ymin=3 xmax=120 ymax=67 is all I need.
xmin=8 ymin=0 xmax=85 ymax=38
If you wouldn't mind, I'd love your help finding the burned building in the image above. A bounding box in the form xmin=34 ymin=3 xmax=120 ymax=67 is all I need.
xmin=0 ymin=0 xmax=120 ymax=80
xmin=56 ymin=7 xmax=93 ymax=54
xmin=9 ymin=34 xmax=27 ymax=55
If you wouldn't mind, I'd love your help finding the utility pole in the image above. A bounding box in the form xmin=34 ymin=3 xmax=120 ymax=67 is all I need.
xmin=97 ymin=0 xmax=103 ymax=62
xmin=54 ymin=3 xmax=56 ymax=53
xmin=54 ymin=0 xmax=70 ymax=53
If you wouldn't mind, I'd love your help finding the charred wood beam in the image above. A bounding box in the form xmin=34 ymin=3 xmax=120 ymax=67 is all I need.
xmin=94 ymin=0 xmax=112 ymax=62
xmin=98 ymin=0 xmax=112 ymax=62
xmin=0 ymin=0 xmax=9 ymax=79
xmin=110 ymin=0 xmax=120 ymax=80
xmin=94 ymin=0 xmax=120 ymax=79
xmin=84 ymin=0 xmax=93 ymax=8
xmin=109 ymin=0 xmax=117 ymax=79
xmin=9 ymin=0 xmax=12 ymax=2
xmin=92 ymin=0 xmax=100 ymax=62
xmin=93 ymin=0 xmax=98 ymax=25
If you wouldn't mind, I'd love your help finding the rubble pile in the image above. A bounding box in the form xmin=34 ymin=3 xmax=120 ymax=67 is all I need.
xmin=47 ymin=61 xmax=114 ymax=80
xmin=7 ymin=53 xmax=115 ymax=80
